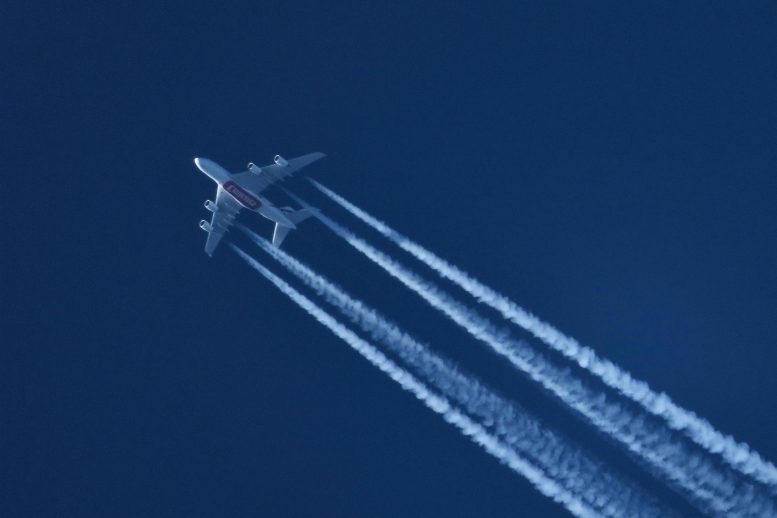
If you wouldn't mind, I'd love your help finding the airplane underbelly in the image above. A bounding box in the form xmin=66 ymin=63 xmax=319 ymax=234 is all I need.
xmin=223 ymin=181 xmax=262 ymax=210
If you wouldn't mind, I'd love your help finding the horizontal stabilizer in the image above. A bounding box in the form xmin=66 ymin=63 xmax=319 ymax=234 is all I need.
xmin=284 ymin=207 xmax=313 ymax=225
xmin=272 ymin=223 xmax=292 ymax=248
xmin=271 ymin=208 xmax=312 ymax=247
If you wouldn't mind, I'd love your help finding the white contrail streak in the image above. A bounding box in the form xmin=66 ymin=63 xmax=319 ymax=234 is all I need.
xmin=282 ymin=192 xmax=775 ymax=516
xmin=309 ymin=179 xmax=777 ymax=495
xmin=240 ymin=228 xmax=674 ymax=518
xmin=230 ymin=245 xmax=599 ymax=518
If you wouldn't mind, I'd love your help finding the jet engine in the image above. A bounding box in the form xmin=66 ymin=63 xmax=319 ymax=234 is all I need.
xmin=204 ymin=200 xmax=218 ymax=212
xmin=199 ymin=220 xmax=213 ymax=232
xmin=274 ymin=155 xmax=288 ymax=167
xmin=248 ymin=162 xmax=262 ymax=175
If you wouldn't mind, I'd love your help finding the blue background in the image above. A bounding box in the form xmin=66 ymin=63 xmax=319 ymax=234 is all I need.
xmin=4 ymin=2 xmax=777 ymax=516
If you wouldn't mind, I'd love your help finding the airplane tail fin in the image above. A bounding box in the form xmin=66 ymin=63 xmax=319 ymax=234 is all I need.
xmin=272 ymin=208 xmax=312 ymax=247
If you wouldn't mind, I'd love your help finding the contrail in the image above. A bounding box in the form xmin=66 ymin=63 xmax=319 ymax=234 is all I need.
xmin=309 ymin=179 xmax=777 ymax=495
xmin=240 ymin=228 xmax=675 ymax=518
xmin=229 ymin=245 xmax=600 ymax=518
xmin=282 ymin=192 xmax=776 ymax=516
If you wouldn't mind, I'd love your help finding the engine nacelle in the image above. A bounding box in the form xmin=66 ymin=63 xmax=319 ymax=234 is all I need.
xmin=199 ymin=220 xmax=213 ymax=232
xmin=274 ymin=154 xmax=288 ymax=167
xmin=204 ymin=200 xmax=217 ymax=212
xmin=248 ymin=162 xmax=262 ymax=175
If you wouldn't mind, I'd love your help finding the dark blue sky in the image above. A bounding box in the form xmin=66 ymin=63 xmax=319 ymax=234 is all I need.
xmin=5 ymin=2 xmax=777 ymax=516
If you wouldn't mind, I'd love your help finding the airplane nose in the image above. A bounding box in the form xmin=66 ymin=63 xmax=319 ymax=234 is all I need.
xmin=194 ymin=157 xmax=231 ymax=184
xmin=194 ymin=157 xmax=211 ymax=174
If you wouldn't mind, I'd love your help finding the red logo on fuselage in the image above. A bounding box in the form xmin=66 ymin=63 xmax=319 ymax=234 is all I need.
xmin=224 ymin=181 xmax=261 ymax=210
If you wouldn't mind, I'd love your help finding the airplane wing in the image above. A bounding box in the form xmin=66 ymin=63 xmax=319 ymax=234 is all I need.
xmin=204 ymin=186 xmax=242 ymax=256
xmin=231 ymin=152 xmax=326 ymax=194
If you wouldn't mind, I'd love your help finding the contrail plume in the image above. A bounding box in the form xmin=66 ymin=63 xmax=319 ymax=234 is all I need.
xmin=281 ymin=191 xmax=776 ymax=516
xmin=240 ymin=228 xmax=675 ymax=518
xmin=230 ymin=245 xmax=600 ymax=518
xmin=308 ymin=179 xmax=777 ymax=495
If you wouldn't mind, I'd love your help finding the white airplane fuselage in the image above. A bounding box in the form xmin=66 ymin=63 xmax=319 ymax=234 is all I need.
xmin=195 ymin=157 xmax=295 ymax=227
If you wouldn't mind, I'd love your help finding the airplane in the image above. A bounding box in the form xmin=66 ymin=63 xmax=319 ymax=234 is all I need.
xmin=194 ymin=152 xmax=325 ymax=256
